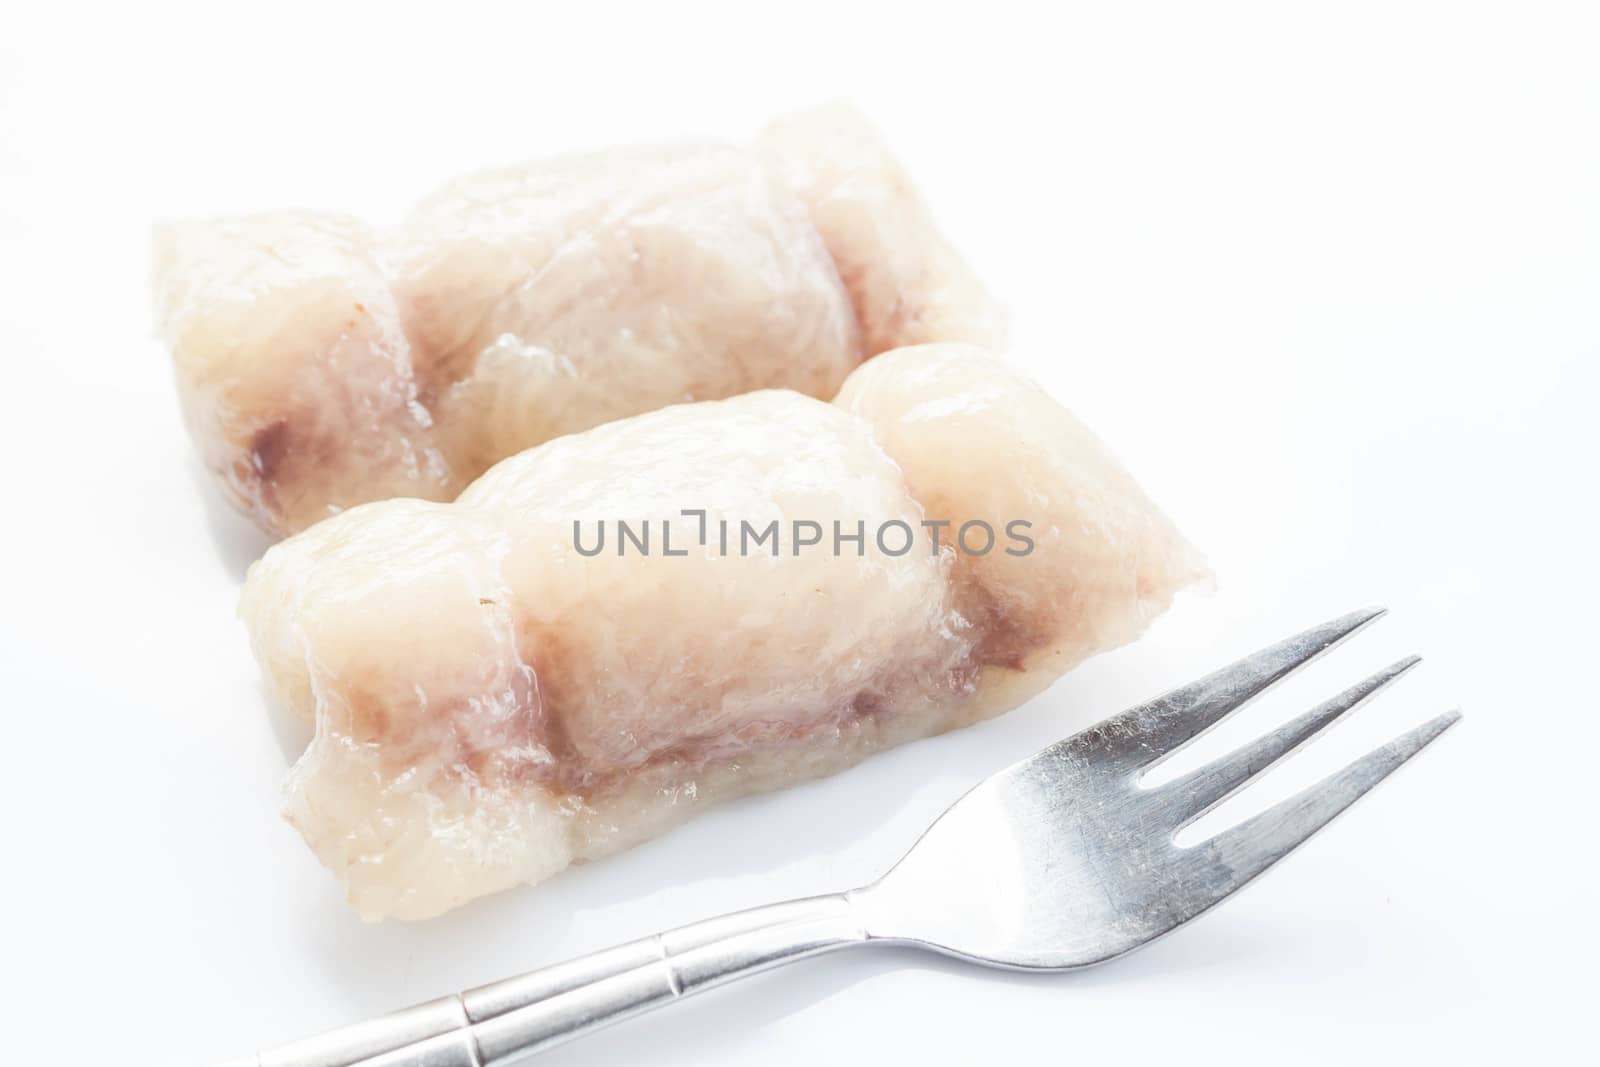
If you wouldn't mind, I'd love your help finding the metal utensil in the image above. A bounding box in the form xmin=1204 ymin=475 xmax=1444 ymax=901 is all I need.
xmin=226 ymin=607 xmax=1457 ymax=1067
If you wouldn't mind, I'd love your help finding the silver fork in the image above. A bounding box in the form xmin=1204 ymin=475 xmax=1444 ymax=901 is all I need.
xmin=226 ymin=607 xmax=1458 ymax=1067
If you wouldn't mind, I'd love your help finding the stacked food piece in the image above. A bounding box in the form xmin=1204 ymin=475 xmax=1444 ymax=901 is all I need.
xmin=156 ymin=109 xmax=1204 ymax=920
xmin=154 ymin=105 xmax=1001 ymax=536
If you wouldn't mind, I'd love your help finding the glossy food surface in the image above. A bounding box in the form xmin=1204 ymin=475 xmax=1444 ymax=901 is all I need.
xmin=241 ymin=344 xmax=1206 ymax=920
xmin=155 ymin=107 xmax=1001 ymax=535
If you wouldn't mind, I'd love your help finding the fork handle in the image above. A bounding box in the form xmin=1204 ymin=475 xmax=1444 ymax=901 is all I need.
xmin=242 ymin=892 xmax=868 ymax=1067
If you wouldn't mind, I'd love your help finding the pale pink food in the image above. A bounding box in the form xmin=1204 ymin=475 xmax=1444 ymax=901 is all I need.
xmin=242 ymin=345 xmax=1206 ymax=920
xmin=155 ymin=105 xmax=1002 ymax=536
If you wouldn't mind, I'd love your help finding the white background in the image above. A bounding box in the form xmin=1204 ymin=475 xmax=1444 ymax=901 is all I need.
xmin=1 ymin=2 xmax=1596 ymax=1064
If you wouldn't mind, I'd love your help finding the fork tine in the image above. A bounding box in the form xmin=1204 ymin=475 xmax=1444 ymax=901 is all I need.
xmin=1185 ymin=710 xmax=1461 ymax=898
xmin=1153 ymin=656 xmax=1421 ymax=825
xmin=1088 ymin=606 xmax=1388 ymax=765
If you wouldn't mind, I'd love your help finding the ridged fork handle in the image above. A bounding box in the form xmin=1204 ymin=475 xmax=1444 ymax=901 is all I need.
xmin=241 ymin=893 xmax=868 ymax=1067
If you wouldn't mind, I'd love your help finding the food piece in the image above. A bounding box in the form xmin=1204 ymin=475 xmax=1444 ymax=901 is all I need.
xmin=155 ymin=107 xmax=1002 ymax=537
xmin=155 ymin=214 xmax=457 ymax=532
xmin=242 ymin=344 xmax=1206 ymax=920
xmin=759 ymin=104 xmax=1004 ymax=356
